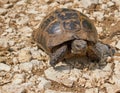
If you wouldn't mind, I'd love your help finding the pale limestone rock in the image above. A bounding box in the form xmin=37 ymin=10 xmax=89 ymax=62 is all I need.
xmin=27 ymin=8 xmax=38 ymax=14
xmin=16 ymin=15 xmax=29 ymax=25
xmin=29 ymin=75 xmax=38 ymax=84
xmin=0 ymin=8 xmax=7 ymax=15
xmin=44 ymin=66 xmax=75 ymax=87
xmin=16 ymin=0 xmax=26 ymax=5
xmin=18 ymin=49 xmax=32 ymax=63
xmin=107 ymin=1 xmax=115 ymax=7
xmin=103 ymin=83 xmax=120 ymax=93
xmin=45 ymin=89 xmax=73 ymax=93
xmin=8 ymin=40 xmax=15 ymax=46
xmin=5 ymin=28 xmax=13 ymax=33
xmin=12 ymin=57 xmax=18 ymax=64
xmin=114 ymin=10 xmax=120 ymax=18
xmin=0 ymin=63 xmax=11 ymax=72
xmin=31 ymin=60 xmax=45 ymax=69
xmin=91 ymin=69 xmax=111 ymax=82
xmin=0 ymin=38 xmax=9 ymax=48
xmin=0 ymin=0 xmax=17 ymax=4
xmin=112 ymin=0 xmax=120 ymax=6
xmin=19 ymin=60 xmax=44 ymax=73
xmin=112 ymin=74 xmax=120 ymax=85
xmin=19 ymin=26 xmax=33 ymax=37
xmin=45 ymin=0 xmax=54 ymax=3
xmin=78 ymin=77 xmax=86 ymax=87
xmin=81 ymin=0 xmax=99 ymax=8
xmin=84 ymin=64 xmax=112 ymax=88
xmin=96 ymin=27 xmax=103 ymax=33
xmin=0 ymin=57 xmax=7 ymax=62
xmin=114 ymin=60 xmax=120 ymax=75
xmin=3 ymin=3 xmax=13 ymax=9
xmin=31 ymin=49 xmax=42 ymax=59
xmin=12 ymin=65 xmax=19 ymax=72
xmin=30 ymin=47 xmax=48 ymax=61
xmin=85 ymin=88 xmax=98 ymax=93
xmin=98 ymin=0 xmax=104 ymax=4
xmin=9 ymin=0 xmax=18 ymax=3
xmin=37 ymin=77 xmax=51 ymax=90
xmin=19 ymin=62 xmax=33 ymax=73
xmin=69 ymin=68 xmax=82 ymax=82
xmin=93 ymin=11 xmax=104 ymax=21
xmin=0 ymin=0 xmax=8 ymax=4
xmin=101 ymin=4 xmax=108 ymax=10
xmin=1 ymin=83 xmax=32 ymax=93
xmin=12 ymin=73 xmax=25 ymax=84
xmin=102 ymin=63 xmax=113 ymax=72
xmin=85 ymin=80 xmax=93 ymax=88
xmin=116 ymin=41 xmax=120 ymax=49
xmin=60 ymin=78 xmax=74 ymax=87
xmin=82 ymin=72 xmax=91 ymax=80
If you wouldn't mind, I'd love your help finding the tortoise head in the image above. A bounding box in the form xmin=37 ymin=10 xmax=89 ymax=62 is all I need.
xmin=71 ymin=39 xmax=87 ymax=56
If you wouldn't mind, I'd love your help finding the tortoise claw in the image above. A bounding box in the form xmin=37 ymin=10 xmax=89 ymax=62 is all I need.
xmin=50 ymin=60 xmax=57 ymax=68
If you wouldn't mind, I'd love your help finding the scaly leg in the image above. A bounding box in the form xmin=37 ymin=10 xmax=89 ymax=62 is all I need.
xmin=50 ymin=45 xmax=68 ymax=67
xmin=87 ymin=42 xmax=115 ymax=62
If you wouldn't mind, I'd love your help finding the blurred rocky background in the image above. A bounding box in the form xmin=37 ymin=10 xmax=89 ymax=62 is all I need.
xmin=0 ymin=0 xmax=120 ymax=93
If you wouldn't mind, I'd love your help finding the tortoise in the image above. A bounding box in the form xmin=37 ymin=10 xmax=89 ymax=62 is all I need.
xmin=32 ymin=8 xmax=114 ymax=67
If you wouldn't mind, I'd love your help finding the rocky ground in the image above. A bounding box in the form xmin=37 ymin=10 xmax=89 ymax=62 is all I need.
xmin=0 ymin=0 xmax=120 ymax=93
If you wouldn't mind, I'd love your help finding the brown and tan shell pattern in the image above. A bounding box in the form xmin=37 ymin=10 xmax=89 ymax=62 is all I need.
xmin=32 ymin=8 xmax=98 ymax=53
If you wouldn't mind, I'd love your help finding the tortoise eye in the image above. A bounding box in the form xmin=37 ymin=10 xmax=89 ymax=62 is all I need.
xmin=46 ymin=22 xmax=61 ymax=34
xmin=82 ymin=19 xmax=92 ymax=31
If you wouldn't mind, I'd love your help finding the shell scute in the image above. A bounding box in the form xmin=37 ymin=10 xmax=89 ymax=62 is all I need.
xmin=63 ymin=20 xmax=81 ymax=31
xmin=46 ymin=21 xmax=61 ymax=34
xmin=82 ymin=19 xmax=93 ymax=32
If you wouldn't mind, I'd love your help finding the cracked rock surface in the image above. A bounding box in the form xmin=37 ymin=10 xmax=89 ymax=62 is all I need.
xmin=0 ymin=0 xmax=120 ymax=93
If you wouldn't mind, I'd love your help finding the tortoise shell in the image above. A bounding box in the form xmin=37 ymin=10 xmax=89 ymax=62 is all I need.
xmin=33 ymin=8 xmax=98 ymax=53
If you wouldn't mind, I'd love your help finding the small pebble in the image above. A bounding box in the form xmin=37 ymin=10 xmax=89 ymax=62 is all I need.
xmin=0 ymin=0 xmax=8 ymax=4
xmin=116 ymin=41 xmax=120 ymax=49
xmin=104 ymin=83 xmax=120 ymax=93
xmin=81 ymin=0 xmax=99 ymax=8
xmin=107 ymin=1 xmax=114 ymax=7
xmin=45 ymin=89 xmax=73 ymax=93
xmin=0 ymin=63 xmax=11 ymax=72
xmin=101 ymin=4 xmax=108 ymax=10
xmin=19 ymin=62 xmax=33 ymax=73
xmin=85 ymin=88 xmax=98 ymax=93
xmin=37 ymin=77 xmax=51 ymax=90
xmin=18 ymin=49 xmax=32 ymax=63
xmin=12 ymin=73 xmax=25 ymax=84
xmin=93 ymin=11 xmax=104 ymax=21
xmin=0 ymin=8 xmax=7 ymax=15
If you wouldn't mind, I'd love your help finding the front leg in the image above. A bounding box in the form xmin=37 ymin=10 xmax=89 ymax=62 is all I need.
xmin=95 ymin=42 xmax=115 ymax=61
xmin=87 ymin=42 xmax=115 ymax=62
xmin=50 ymin=45 xmax=68 ymax=67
